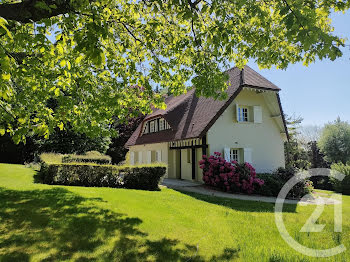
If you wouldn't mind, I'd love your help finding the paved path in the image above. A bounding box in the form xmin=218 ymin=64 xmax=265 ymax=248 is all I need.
xmin=161 ymin=178 xmax=340 ymax=205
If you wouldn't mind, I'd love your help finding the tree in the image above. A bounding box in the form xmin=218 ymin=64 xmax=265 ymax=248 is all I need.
xmin=107 ymin=115 xmax=144 ymax=164
xmin=318 ymin=118 xmax=350 ymax=164
xmin=0 ymin=0 xmax=349 ymax=142
xmin=284 ymin=114 xmax=310 ymax=170
xmin=0 ymin=127 xmax=111 ymax=164
xmin=297 ymin=125 xmax=323 ymax=146
xmin=37 ymin=128 xmax=111 ymax=155
xmin=307 ymin=141 xmax=328 ymax=168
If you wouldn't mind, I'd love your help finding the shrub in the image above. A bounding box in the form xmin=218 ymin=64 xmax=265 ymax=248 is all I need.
xmin=256 ymin=167 xmax=314 ymax=199
xmin=199 ymin=152 xmax=264 ymax=194
xmin=61 ymin=152 xmax=112 ymax=165
xmin=318 ymin=118 xmax=350 ymax=164
xmin=37 ymin=162 xmax=166 ymax=191
xmin=255 ymin=173 xmax=284 ymax=197
xmin=39 ymin=153 xmax=64 ymax=164
xmin=330 ymin=163 xmax=350 ymax=195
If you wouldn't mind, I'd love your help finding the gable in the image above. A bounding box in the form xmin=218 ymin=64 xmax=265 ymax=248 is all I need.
xmin=208 ymin=88 xmax=287 ymax=140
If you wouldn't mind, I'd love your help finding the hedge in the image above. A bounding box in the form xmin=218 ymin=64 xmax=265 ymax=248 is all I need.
xmin=62 ymin=155 xmax=111 ymax=165
xmin=331 ymin=163 xmax=350 ymax=195
xmin=37 ymin=162 xmax=166 ymax=191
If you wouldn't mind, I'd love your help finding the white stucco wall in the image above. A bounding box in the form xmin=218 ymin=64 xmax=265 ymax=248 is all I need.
xmin=207 ymin=89 xmax=286 ymax=173
xmin=128 ymin=142 xmax=170 ymax=177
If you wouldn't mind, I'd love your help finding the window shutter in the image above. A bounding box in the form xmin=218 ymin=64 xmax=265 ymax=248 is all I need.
xmin=156 ymin=150 xmax=162 ymax=162
xmin=243 ymin=148 xmax=252 ymax=164
xmin=130 ymin=152 xmax=134 ymax=165
xmin=138 ymin=151 xmax=143 ymax=164
xmin=224 ymin=147 xmax=230 ymax=162
xmin=235 ymin=104 xmax=240 ymax=122
xmin=253 ymin=106 xmax=262 ymax=123
xmin=147 ymin=151 xmax=152 ymax=164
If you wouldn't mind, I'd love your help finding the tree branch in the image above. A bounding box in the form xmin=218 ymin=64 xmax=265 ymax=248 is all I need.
xmin=0 ymin=0 xmax=71 ymax=23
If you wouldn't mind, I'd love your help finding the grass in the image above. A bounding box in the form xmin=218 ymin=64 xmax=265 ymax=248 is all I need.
xmin=0 ymin=164 xmax=349 ymax=261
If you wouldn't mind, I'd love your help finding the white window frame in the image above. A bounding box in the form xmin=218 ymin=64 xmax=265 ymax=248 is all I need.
xmin=150 ymin=121 xmax=155 ymax=132
xmin=154 ymin=119 xmax=158 ymax=132
xmin=238 ymin=106 xmax=249 ymax=122
xmin=230 ymin=149 xmax=239 ymax=162
xmin=159 ymin=118 xmax=165 ymax=131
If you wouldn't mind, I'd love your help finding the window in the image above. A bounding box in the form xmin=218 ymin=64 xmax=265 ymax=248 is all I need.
xmin=141 ymin=117 xmax=170 ymax=136
xmin=230 ymin=149 xmax=239 ymax=162
xmin=154 ymin=120 xmax=158 ymax=132
xmin=143 ymin=123 xmax=148 ymax=134
xmin=155 ymin=150 xmax=162 ymax=162
xmin=150 ymin=121 xmax=155 ymax=132
xmin=238 ymin=106 xmax=249 ymax=122
xmin=159 ymin=118 xmax=165 ymax=131
xmin=138 ymin=151 xmax=143 ymax=164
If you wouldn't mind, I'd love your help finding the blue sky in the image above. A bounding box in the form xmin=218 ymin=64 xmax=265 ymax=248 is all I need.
xmin=247 ymin=11 xmax=350 ymax=126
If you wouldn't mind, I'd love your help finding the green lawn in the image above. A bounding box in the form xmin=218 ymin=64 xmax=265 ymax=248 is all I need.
xmin=0 ymin=164 xmax=349 ymax=261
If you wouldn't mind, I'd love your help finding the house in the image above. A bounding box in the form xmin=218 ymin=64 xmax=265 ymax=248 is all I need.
xmin=125 ymin=66 xmax=288 ymax=182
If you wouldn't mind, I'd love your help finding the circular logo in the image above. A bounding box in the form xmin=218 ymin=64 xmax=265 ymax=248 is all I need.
xmin=274 ymin=168 xmax=346 ymax=257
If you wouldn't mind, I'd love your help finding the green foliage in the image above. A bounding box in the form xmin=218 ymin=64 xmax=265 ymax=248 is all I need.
xmin=318 ymin=118 xmax=350 ymax=164
xmin=284 ymin=114 xmax=311 ymax=170
xmin=38 ymin=162 xmax=166 ymax=190
xmin=256 ymin=167 xmax=313 ymax=198
xmin=307 ymin=141 xmax=329 ymax=168
xmin=36 ymin=128 xmax=111 ymax=155
xmin=39 ymin=152 xmax=64 ymax=164
xmin=0 ymin=0 xmax=349 ymax=141
xmin=255 ymin=173 xmax=284 ymax=197
xmin=0 ymin=134 xmax=38 ymax=164
xmin=331 ymin=163 xmax=350 ymax=195
xmin=107 ymin=114 xmax=144 ymax=164
xmin=4 ymin=163 xmax=350 ymax=261
xmin=62 ymin=151 xmax=112 ymax=165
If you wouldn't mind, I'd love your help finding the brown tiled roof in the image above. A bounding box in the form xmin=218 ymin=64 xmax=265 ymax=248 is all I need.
xmin=125 ymin=65 xmax=284 ymax=147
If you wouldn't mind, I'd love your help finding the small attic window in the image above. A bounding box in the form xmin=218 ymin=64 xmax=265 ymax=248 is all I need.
xmin=150 ymin=121 xmax=155 ymax=132
xmin=142 ymin=117 xmax=170 ymax=135
xmin=159 ymin=118 xmax=165 ymax=131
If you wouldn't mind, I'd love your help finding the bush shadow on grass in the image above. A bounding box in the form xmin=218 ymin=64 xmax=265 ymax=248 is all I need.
xmin=174 ymin=190 xmax=297 ymax=213
xmin=0 ymin=187 xmax=239 ymax=261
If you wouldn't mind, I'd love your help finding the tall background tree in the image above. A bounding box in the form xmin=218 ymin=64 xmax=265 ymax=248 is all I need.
xmin=284 ymin=114 xmax=310 ymax=170
xmin=107 ymin=115 xmax=144 ymax=164
xmin=318 ymin=118 xmax=350 ymax=164
xmin=0 ymin=0 xmax=349 ymax=142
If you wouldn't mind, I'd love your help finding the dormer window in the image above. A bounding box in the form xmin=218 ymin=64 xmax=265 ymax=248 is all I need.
xmin=150 ymin=121 xmax=155 ymax=132
xmin=142 ymin=117 xmax=171 ymax=135
xmin=159 ymin=118 xmax=165 ymax=131
xmin=143 ymin=123 xmax=148 ymax=134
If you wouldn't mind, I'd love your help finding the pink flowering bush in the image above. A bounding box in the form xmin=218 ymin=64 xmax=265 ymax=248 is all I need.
xmin=199 ymin=152 xmax=264 ymax=194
